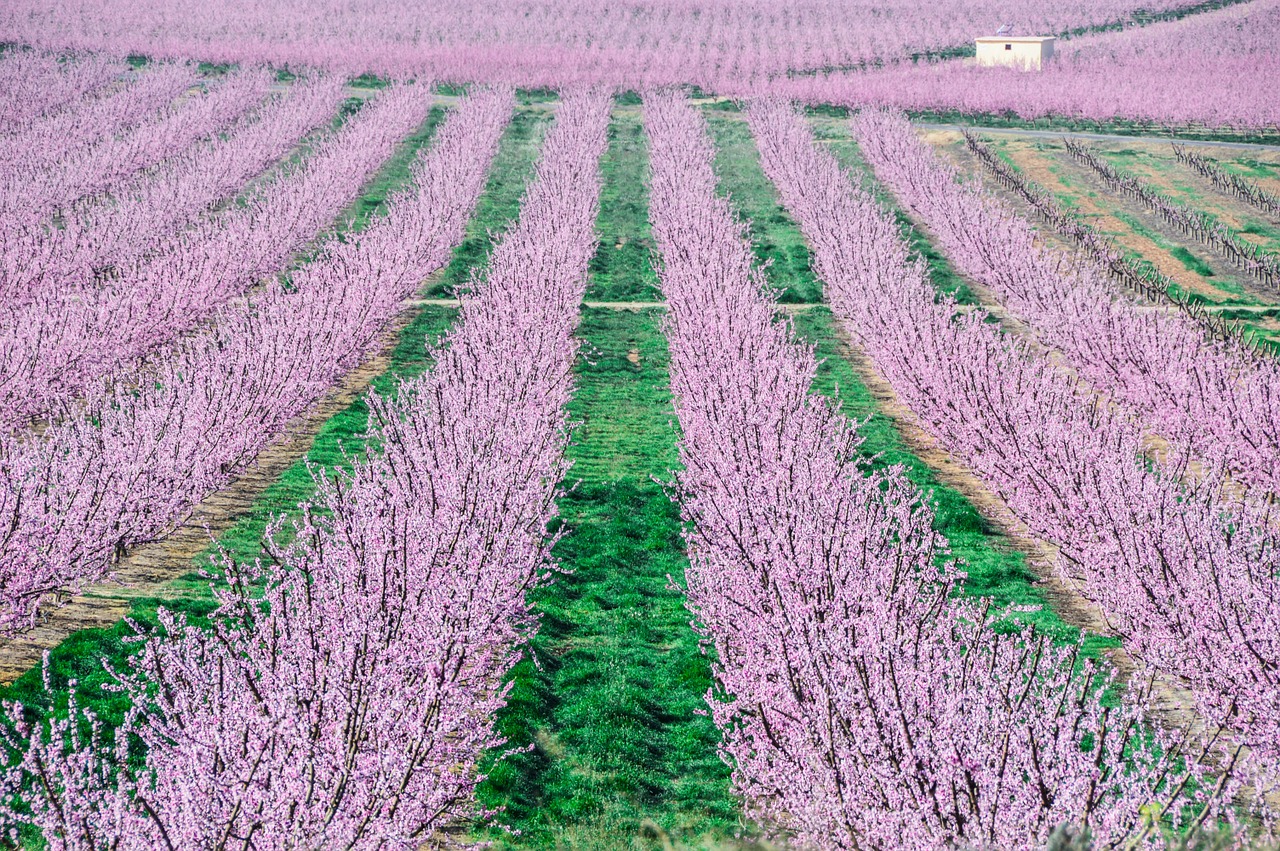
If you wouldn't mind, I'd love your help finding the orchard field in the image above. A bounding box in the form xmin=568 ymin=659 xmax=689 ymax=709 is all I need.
xmin=1 ymin=0 xmax=1280 ymax=848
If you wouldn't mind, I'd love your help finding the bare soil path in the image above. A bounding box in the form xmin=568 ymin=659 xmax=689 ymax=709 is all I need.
xmin=1107 ymin=147 xmax=1280 ymax=252
xmin=413 ymin=298 xmax=821 ymax=312
xmin=918 ymin=123 xmax=1280 ymax=154
xmin=1012 ymin=141 xmax=1265 ymax=303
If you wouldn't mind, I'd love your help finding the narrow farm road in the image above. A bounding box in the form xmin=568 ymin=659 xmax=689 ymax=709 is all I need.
xmin=918 ymin=122 xmax=1280 ymax=153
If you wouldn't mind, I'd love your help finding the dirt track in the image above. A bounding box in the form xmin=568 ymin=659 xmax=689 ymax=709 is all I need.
xmin=919 ymin=122 xmax=1280 ymax=154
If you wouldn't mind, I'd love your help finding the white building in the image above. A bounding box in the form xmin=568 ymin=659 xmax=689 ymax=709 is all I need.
xmin=975 ymin=36 xmax=1056 ymax=70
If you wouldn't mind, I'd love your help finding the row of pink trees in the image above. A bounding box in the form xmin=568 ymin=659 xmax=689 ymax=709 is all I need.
xmin=0 ymin=86 xmax=611 ymax=848
xmin=0 ymin=67 xmax=273 ymax=222
xmin=0 ymin=50 xmax=122 ymax=129
xmin=0 ymin=85 xmax=511 ymax=636
xmin=0 ymin=78 xmax=416 ymax=432
xmin=849 ymin=110 xmax=1280 ymax=496
xmin=647 ymin=87 xmax=1243 ymax=850
xmin=0 ymin=61 xmax=199 ymax=184
xmin=748 ymin=98 xmax=1280 ymax=810
xmin=1 ymin=73 xmax=346 ymax=308
xmin=5 ymin=0 xmax=1278 ymax=129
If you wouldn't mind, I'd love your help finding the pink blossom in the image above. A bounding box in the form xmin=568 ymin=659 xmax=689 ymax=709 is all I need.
xmin=0 ymin=85 xmax=611 ymax=849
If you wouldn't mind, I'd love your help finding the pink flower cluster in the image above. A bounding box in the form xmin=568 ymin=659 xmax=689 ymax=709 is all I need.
xmin=1 ymin=74 xmax=345 ymax=308
xmin=852 ymin=112 xmax=1280 ymax=496
xmin=0 ymin=61 xmax=200 ymax=185
xmin=648 ymin=88 xmax=1238 ymax=850
xmin=0 ymin=83 xmax=510 ymax=637
xmin=747 ymin=98 xmax=1280 ymax=798
xmin=0 ymin=86 xmax=609 ymax=848
xmin=0 ymin=67 xmax=273 ymax=222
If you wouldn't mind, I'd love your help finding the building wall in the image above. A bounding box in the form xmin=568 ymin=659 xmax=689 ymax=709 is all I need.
xmin=975 ymin=39 xmax=1054 ymax=70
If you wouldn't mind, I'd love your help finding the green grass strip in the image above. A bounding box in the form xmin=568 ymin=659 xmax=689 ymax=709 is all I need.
xmin=704 ymin=110 xmax=822 ymax=304
xmin=1170 ymin=244 xmax=1220 ymax=278
xmin=586 ymin=109 xmax=659 ymax=302
xmin=428 ymin=106 xmax=553 ymax=296
xmin=481 ymin=308 xmax=741 ymax=850
xmin=1220 ymin=156 xmax=1280 ymax=182
xmin=342 ymin=105 xmax=448 ymax=234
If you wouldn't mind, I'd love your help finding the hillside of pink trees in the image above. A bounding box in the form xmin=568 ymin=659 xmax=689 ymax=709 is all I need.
xmin=0 ymin=68 xmax=273 ymax=222
xmin=772 ymin=0 xmax=1280 ymax=128
xmin=0 ymin=61 xmax=200 ymax=181
xmin=0 ymin=75 xmax=344 ymax=304
xmin=0 ymin=86 xmax=608 ymax=848
xmin=0 ymin=0 xmax=1244 ymax=90
xmin=0 ymin=78 xmax=414 ymax=431
xmin=0 ymin=51 xmax=123 ymax=129
xmin=4 ymin=0 xmax=1277 ymax=127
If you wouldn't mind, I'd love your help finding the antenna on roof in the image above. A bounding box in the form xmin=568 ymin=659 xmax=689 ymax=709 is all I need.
xmin=995 ymin=22 xmax=1014 ymax=35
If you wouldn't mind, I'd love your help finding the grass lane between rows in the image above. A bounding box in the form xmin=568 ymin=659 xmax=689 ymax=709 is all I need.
xmin=428 ymin=105 xmax=552 ymax=296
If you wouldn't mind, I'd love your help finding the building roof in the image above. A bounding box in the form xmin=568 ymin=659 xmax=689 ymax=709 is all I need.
xmin=975 ymin=35 xmax=1057 ymax=43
